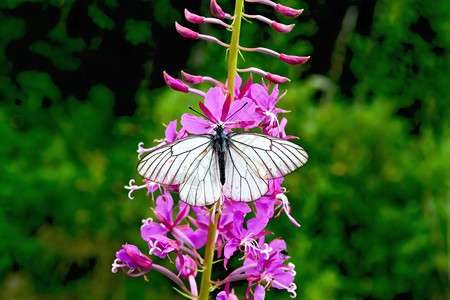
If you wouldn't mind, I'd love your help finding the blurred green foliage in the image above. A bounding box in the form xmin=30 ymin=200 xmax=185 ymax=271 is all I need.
xmin=0 ymin=0 xmax=448 ymax=299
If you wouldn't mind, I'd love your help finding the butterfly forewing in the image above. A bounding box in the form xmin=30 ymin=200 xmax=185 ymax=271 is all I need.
xmin=137 ymin=135 xmax=212 ymax=185
xmin=228 ymin=132 xmax=309 ymax=180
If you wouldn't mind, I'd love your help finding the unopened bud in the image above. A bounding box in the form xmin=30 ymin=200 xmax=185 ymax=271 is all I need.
xmin=175 ymin=22 xmax=199 ymax=39
xmin=278 ymin=54 xmax=310 ymax=65
xmin=210 ymin=0 xmax=226 ymax=19
xmin=163 ymin=71 xmax=189 ymax=93
xmin=184 ymin=9 xmax=204 ymax=24
xmin=275 ymin=4 xmax=303 ymax=18
xmin=265 ymin=72 xmax=290 ymax=84
xmin=181 ymin=71 xmax=204 ymax=84
xmin=271 ymin=21 xmax=295 ymax=33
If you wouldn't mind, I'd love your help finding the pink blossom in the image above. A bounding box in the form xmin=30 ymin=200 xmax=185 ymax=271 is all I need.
xmin=181 ymin=87 xmax=259 ymax=134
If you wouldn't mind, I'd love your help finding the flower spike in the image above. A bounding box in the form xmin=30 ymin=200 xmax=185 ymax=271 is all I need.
xmin=118 ymin=0 xmax=311 ymax=299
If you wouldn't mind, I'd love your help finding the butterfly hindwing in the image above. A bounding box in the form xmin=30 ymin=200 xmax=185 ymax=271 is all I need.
xmin=222 ymin=141 xmax=269 ymax=202
xmin=179 ymin=143 xmax=222 ymax=206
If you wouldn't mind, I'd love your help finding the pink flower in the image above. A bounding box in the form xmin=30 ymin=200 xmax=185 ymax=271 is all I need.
xmin=176 ymin=255 xmax=198 ymax=280
xmin=112 ymin=244 xmax=152 ymax=277
xmin=249 ymin=83 xmax=288 ymax=135
xmin=180 ymin=87 xmax=260 ymax=134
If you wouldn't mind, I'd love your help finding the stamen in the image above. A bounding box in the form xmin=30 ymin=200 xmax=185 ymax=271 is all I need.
xmin=111 ymin=258 xmax=125 ymax=273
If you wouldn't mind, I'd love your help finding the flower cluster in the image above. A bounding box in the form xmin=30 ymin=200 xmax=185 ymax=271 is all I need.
xmin=114 ymin=1 xmax=309 ymax=299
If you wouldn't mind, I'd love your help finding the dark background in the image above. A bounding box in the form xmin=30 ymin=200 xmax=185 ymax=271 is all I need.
xmin=0 ymin=0 xmax=448 ymax=299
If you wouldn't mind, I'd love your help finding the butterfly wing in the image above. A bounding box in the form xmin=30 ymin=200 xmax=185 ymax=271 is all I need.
xmin=222 ymin=132 xmax=309 ymax=202
xmin=179 ymin=143 xmax=222 ymax=206
xmin=137 ymin=132 xmax=308 ymax=205
xmin=137 ymin=135 xmax=222 ymax=206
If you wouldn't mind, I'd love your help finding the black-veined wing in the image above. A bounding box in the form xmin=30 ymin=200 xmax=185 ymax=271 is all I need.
xmin=136 ymin=135 xmax=222 ymax=206
xmin=222 ymin=132 xmax=309 ymax=202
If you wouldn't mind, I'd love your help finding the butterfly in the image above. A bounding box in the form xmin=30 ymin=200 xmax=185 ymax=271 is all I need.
xmin=137 ymin=121 xmax=308 ymax=206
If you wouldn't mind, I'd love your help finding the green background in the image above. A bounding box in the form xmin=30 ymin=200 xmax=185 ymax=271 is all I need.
xmin=0 ymin=0 xmax=448 ymax=299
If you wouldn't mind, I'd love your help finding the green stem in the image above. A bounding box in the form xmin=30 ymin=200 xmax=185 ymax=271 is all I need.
xmin=197 ymin=3 xmax=244 ymax=299
xmin=197 ymin=202 xmax=221 ymax=300
xmin=227 ymin=0 xmax=244 ymax=103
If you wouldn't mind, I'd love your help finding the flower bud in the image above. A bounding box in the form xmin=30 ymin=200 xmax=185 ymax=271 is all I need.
xmin=278 ymin=54 xmax=310 ymax=65
xmin=184 ymin=9 xmax=204 ymax=24
xmin=271 ymin=21 xmax=295 ymax=33
xmin=275 ymin=4 xmax=303 ymax=18
xmin=265 ymin=72 xmax=290 ymax=84
xmin=175 ymin=22 xmax=199 ymax=39
xmin=163 ymin=71 xmax=189 ymax=93
xmin=181 ymin=71 xmax=204 ymax=84
xmin=210 ymin=0 xmax=226 ymax=19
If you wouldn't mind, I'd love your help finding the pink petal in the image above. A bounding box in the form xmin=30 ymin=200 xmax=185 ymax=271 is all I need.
xmin=199 ymin=101 xmax=216 ymax=123
xmin=254 ymin=284 xmax=266 ymax=300
xmin=238 ymin=74 xmax=253 ymax=99
xmin=180 ymin=113 xmax=213 ymax=134
xmin=204 ymin=87 xmax=226 ymax=121
xmin=164 ymin=120 xmax=178 ymax=142
xmin=230 ymin=99 xmax=253 ymax=120
xmin=250 ymin=84 xmax=270 ymax=109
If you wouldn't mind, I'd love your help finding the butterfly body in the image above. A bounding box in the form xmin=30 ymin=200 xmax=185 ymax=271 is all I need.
xmin=137 ymin=125 xmax=308 ymax=206
xmin=212 ymin=124 xmax=229 ymax=185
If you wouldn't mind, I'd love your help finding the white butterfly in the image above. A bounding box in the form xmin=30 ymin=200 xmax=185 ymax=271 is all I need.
xmin=137 ymin=123 xmax=308 ymax=206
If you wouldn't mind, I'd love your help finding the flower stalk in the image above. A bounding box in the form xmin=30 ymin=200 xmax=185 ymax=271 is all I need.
xmin=198 ymin=201 xmax=221 ymax=300
xmin=227 ymin=0 xmax=244 ymax=102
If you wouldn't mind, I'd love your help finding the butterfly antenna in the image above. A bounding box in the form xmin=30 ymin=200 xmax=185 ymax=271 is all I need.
xmin=188 ymin=106 xmax=214 ymax=123
xmin=224 ymin=102 xmax=248 ymax=123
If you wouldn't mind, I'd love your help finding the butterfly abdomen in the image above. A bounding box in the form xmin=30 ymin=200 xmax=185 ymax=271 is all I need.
xmin=212 ymin=126 xmax=229 ymax=186
xmin=218 ymin=151 xmax=226 ymax=185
